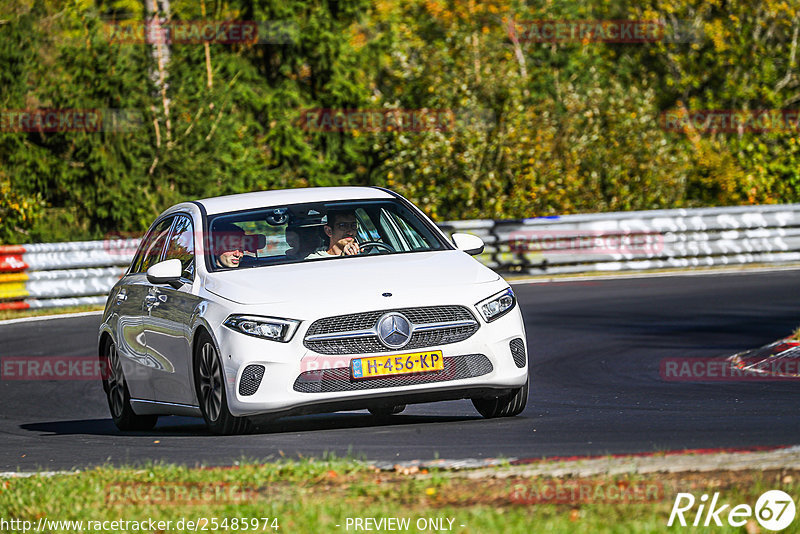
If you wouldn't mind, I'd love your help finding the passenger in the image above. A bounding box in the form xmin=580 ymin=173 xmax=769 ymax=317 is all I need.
xmin=305 ymin=210 xmax=361 ymax=259
xmin=285 ymin=226 xmax=321 ymax=259
xmin=213 ymin=223 xmax=246 ymax=268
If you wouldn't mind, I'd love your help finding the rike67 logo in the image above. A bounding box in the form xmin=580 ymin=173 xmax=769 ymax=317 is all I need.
xmin=668 ymin=490 xmax=796 ymax=530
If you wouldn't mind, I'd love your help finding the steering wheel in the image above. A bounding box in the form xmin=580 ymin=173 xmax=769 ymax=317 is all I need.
xmin=359 ymin=241 xmax=395 ymax=254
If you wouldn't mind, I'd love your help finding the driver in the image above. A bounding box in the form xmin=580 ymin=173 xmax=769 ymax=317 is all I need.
xmin=305 ymin=210 xmax=361 ymax=259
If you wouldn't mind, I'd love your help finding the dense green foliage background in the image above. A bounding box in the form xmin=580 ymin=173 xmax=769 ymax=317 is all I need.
xmin=1 ymin=0 xmax=799 ymax=243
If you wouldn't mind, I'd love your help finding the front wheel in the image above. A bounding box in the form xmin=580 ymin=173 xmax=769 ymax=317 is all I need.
xmin=102 ymin=340 xmax=158 ymax=431
xmin=472 ymin=379 xmax=528 ymax=418
xmin=194 ymin=332 xmax=251 ymax=435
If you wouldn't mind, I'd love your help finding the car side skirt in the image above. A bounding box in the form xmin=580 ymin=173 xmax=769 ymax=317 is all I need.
xmin=131 ymin=398 xmax=202 ymax=417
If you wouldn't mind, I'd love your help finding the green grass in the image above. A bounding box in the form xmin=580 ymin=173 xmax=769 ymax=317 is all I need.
xmin=1 ymin=459 xmax=798 ymax=533
xmin=0 ymin=304 xmax=104 ymax=321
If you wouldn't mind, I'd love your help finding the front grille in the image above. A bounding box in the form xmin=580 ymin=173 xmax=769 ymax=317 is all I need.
xmin=510 ymin=338 xmax=527 ymax=368
xmin=304 ymin=306 xmax=479 ymax=355
xmin=293 ymin=354 xmax=493 ymax=393
xmin=238 ymin=364 xmax=265 ymax=396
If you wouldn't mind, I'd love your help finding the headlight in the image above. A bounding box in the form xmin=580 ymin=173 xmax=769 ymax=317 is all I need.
xmin=476 ymin=288 xmax=516 ymax=322
xmin=223 ymin=315 xmax=300 ymax=342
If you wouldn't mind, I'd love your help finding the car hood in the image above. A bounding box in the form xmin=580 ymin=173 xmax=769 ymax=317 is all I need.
xmin=202 ymin=250 xmax=500 ymax=307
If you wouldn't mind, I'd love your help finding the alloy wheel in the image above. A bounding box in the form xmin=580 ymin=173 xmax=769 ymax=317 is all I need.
xmin=106 ymin=343 xmax=125 ymax=419
xmin=198 ymin=342 xmax=223 ymax=422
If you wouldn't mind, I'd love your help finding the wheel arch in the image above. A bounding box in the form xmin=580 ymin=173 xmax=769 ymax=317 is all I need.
xmin=98 ymin=330 xmax=114 ymax=393
xmin=190 ymin=321 xmax=219 ymax=395
xmin=98 ymin=330 xmax=113 ymax=356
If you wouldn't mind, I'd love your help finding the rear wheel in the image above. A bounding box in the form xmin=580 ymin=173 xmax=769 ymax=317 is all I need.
xmin=102 ymin=340 xmax=158 ymax=431
xmin=472 ymin=379 xmax=528 ymax=418
xmin=368 ymin=404 xmax=406 ymax=417
xmin=194 ymin=332 xmax=251 ymax=435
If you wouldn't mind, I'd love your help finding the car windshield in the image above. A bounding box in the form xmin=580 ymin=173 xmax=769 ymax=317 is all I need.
xmin=206 ymin=199 xmax=448 ymax=271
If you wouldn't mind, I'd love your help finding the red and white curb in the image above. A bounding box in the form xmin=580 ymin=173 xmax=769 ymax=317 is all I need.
xmin=373 ymin=445 xmax=800 ymax=477
xmin=2 ymin=446 xmax=798 ymax=478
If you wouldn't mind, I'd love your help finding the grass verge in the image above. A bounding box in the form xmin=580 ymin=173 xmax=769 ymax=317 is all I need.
xmin=0 ymin=304 xmax=104 ymax=322
xmin=1 ymin=459 xmax=797 ymax=533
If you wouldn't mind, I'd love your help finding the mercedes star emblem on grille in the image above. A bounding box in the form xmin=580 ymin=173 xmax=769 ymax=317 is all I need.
xmin=377 ymin=312 xmax=412 ymax=349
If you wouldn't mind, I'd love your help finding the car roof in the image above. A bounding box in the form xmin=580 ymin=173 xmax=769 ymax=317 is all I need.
xmin=194 ymin=187 xmax=394 ymax=215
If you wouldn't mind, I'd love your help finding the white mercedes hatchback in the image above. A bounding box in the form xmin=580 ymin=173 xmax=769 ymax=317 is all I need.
xmin=98 ymin=187 xmax=528 ymax=434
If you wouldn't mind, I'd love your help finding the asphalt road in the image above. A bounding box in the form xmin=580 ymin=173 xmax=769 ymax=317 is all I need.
xmin=2 ymin=269 xmax=799 ymax=471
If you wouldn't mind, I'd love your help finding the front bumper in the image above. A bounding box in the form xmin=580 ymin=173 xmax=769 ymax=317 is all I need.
xmin=216 ymin=307 xmax=529 ymax=418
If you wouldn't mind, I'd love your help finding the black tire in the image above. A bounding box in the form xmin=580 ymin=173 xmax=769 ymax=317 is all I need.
xmin=368 ymin=404 xmax=406 ymax=417
xmin=194 ymin=332 xmax=251 ymax=435
xmin=472 ymin=378 xmax=528 ymax=418
xmin=102 ymin=340 xmax=158 ymax=431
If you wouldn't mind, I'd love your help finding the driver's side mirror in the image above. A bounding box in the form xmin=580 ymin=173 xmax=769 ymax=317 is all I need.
xmin=147 ymin=258 xmax=184 ymax=289
xmin=452 ymin=233 xmax=485 ymax=255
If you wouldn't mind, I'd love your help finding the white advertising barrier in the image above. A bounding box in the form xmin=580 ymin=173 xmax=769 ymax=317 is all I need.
xmin=438 ymin=204 xmax=800 ymax=275
xmin=0 ymin=241 xmax=138 ymax=310
xmin=3 ymin=204 xmax=800 ymax=309
xmin=26 ymin=274 xmax=126 ymax=298
xmin=14 ymin=248 xmax=137 ymax=271
xmin=25 ymin=295 xmax=109 ymax=309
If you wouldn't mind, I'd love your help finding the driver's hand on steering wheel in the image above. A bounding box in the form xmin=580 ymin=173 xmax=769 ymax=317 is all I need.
xmin=341 ymin=240 xmax=361 ymax=256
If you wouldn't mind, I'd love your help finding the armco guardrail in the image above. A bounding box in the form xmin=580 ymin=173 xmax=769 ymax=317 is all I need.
xmin=0 ymin=239 xmax=139 ymax=310
xmin=438 ymin=203 xmax=800 ymax=275
xmin=2 ymin=204 xmax=800 ymax=310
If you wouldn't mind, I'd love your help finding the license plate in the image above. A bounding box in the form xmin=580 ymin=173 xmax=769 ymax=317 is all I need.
xmin=351 ymin=350 xmax=444 ymax=380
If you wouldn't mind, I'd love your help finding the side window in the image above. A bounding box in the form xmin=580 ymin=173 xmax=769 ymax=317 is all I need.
xmin=390 ymin=212 xmax=429 ymax=250
xmin=129 ymin=241 xmax=146 ymax=274
xmin=164 ymin=215 xmax=195 ymax=281
xmin=355 ymin=208 xmax=381 ymax=242
xmin=378 ymin=209 xmax=407 ymax=251
xmin=138 ymin=217 xmax=175 ymax=273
